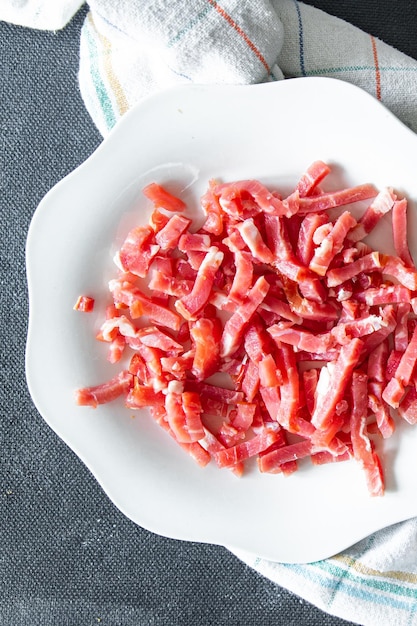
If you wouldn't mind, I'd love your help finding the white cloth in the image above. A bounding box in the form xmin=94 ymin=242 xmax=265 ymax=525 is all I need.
xmin=0 ymin=0 xmax=84 ymax=30
xmin=4 ymin=1 xmax=417 ymax=623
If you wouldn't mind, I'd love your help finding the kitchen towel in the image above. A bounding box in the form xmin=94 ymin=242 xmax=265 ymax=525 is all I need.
xmin=3 ymin=2 xmax=417 ymax=625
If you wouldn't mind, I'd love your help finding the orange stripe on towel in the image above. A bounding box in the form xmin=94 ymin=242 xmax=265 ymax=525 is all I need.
xmin=205 ymin=0 xmax=270 ymax=74
xmin=371 ymin=35 xmax=381 ymax=101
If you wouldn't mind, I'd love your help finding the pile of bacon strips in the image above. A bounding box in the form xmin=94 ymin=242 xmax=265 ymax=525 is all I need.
xmin=75 ymin=160 xmax=417 ymax=497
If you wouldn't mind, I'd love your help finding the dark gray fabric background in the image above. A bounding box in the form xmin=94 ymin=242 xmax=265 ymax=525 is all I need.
xmin=1 ymin=2 xmax=416 ymax=625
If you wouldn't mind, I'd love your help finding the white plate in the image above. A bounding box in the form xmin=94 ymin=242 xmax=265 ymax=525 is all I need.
xmin=26 ymin=77 xmax=417 ymax=563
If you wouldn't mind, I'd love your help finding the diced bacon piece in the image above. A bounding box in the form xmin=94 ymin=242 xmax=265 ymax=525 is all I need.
xmin=190 ymin=317 xmax=222 ymax=380
xmin=275 ymin=343 xmax=300 ymax=432
xmin=382 ymin=324 xmax=417 ymax=408
xmin=360 ymin=306 xmax=397 ymax=356
xmin=231 ymin=402 xmax=257 ymax=431
xmin=326 ymin=252 xmax=381 ymax=287
xmin=350 ymin=371 xmax=384 ymax=496
xmin=117 ymin=225 xmax=159 ymax=278
xmin=264 ymin=214 xmax=296 ymax=262
xmin=181 ymin=391 xmax=205 ymax=441
xmin=97 ymin=314 xmax=137 ymax=342
xmin=347 ymin=187 xmax=396 ymax=242
xmin=109 ymin=280 xmax=181 ymax=330
xmin=259 ymin=385 xmax=281 ymax=422
xmin=142 ymin=182 xmax=186 ymax=212
xmin=155 ymin=214 xmax=191 ymax=251
xmin=178 ymin=231 xmax=212 ymax=252
xmin=367 ymin=341 xmax=389 ymax=383
xmin=175 ymin=246 xmax=224 ymax=320
xmin=259 ymin=295 xmax=303 ymax=324
xmin=74 ymin=295 xmax=95 ymax=312
xmin=107 ymin=335 xmax=126 ymax=363
xmin=302 ymin=369 xmax=319 ymax=415
xmin=394 ymin=303 xmax=411 ymax=352
xmin=298 ymin=184 xmax=378 ymax=214
xmin=76 ymin=370 xmax=133 ymax=408
xmin=382 ymin=255 xmax=417 ymax=290
xmin=200 ymin=181 xmax=224 ymax=235
xmin=165 ymin=382 xmax=191 ymax=443
xmin=151 ymin=406 xmax=211 ymax=467
xmin=258 ymin=353 xmax=281 ymax=387
xmin=354 ymin=285 xmax=411 ymax=306
xmin=129 ymin=352 xmax=149 ymax=381
xmin=398 ymin=386 xmax=417 ymax=425
xmin=134 ymin=326 xmax=183 ymax=354
xmin=386 ymin=350 xmax=402 ymax=381
xmin=160 ymin=351 xmax=194 ymax=380
xmin=149 ymin=271 xmax=193 ymax=297
xmin=236 ymin=218 xmax=274 ymax=263
xmin=126 ymin=382 xmax=165 ymax=408
xmin=392 ymin=198 xmax=415 ymax=268
xmin=296 ymin=213 xmax=329 ymax=266
xmin=368 ymin=380 xmax=395 ymax=438
xmin=200 ymin=427 xmax=244 ymax=475
xmin=259 ymin=439 xmax=313 ymax=473
xmin=149 ymin=208 xmax=170 ymax=233
xmin=187 ymin=381 xmax=244 ymax=406
xmin=309 ymin=211 xmax=357 ymax=276
xmin=215 ymin=179 xmax=286 ymax=219
xmin=220 ymin=275 xmax=270 ymax=358
xmin=241 ymin=358 xmax=260 ymax=402
xmin=268 ymin=323 xmax=333 ymax=354
xmin=228 ymin=251 xmax=253 ymax=303
xmin=330 ymin=314 xmax=387 ymax=345
xmin=311 ymin=338 xmax=363 ymax=431
xmin=213 ymin=427 xmax=281 ymax=468
xmin=296 ymin=160 xmax=331 ymax=197
xmin=280 ymin=275 xmax=339 ymax=322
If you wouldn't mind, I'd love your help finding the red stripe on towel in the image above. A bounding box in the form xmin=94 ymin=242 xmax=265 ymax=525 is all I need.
xmin=205 ymin=0 xmax=270 ymax=73
xmin=371 ymin=36 xmax=381 ymax=100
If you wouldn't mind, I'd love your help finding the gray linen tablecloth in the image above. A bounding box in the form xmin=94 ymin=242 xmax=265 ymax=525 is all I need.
xmin=1 ymin=2 xmax=416 ymax=625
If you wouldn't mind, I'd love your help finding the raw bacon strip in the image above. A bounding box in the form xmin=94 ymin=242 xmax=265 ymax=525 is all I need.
xmin=382 ymin=324 xmax=417 ymax=408
xmin=274 ymin=343 xmax=300 ymax=432
xmin=381 ymin=255 xmax=417 ymax=290
xmin=228 ymin=251 xmax=253 ymax=303
xmin=190 ymin=317 xmax=222 ymax=380
xmin=236 ymin=218 xmax=274 ymax=263
xmin=297 ymin=184 xmax=378 ymax=214
xmin=116 ymin=225 xmax=160 ymax=278
xmin=295 ymin=160 xmax=331 ymax=197
xmin=347 ymin=187 xmax=396 ymax=243
xmin=155 ymin=214 xmax=191 ymax=251
xmin=142 ymin=182 xmax=186 ymax=212
xmin=354 ymin=285 xmax=411 ymax=306
xmin=309 ymin=211 xmax=357 ymax=276
xmin=398 ymin=387 xmax=417 ymax=425
xmin=258 ymin=439 xmax=313 ymax=473
xmin=126 ymin=382 xmax=165 ymax=408
xmin=268 ymin=324 xmax=333 ymax=354
xmin=392 ymin=198 xmax=415 ymax=268
xmin=326 ymin=252 xmax=381 ymax=287
xmin=394 ymin=303 xmax=411 ymax=352
xmin=368 ymin=380 xmax=394 ymax=438
xmin=296 ymin=213 xmax=329 ymax=266
xmin=76 ymin=371 xmax=133 ymax=408
xmin=264 ymin=214 xmax=296 ymax=262
xmin=215 ymin=179 xmax=286 ymax=219
xmin=109 ymin=280 xmax=181 ymax=331
xmin=212 ymin=427 xmax=281 ymax=468
xmin=350 ymin=371 xmax=384 ymax=497
xmin=220 ymin=275 xmax=270 ymax=358
xmin=311 ymin=338 xmax=363 ymax=432
xmin=175 ymin=246 xmax=224 ymax=320
xmin=200 ymin=181 xmax=224 ymax=235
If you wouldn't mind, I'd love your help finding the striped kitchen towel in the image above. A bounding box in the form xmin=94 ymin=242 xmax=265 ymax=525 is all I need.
xmin=4 ymin=1 xmax=417 ymax=625
xmin=77 ymin=0 xmax=417 ymax=136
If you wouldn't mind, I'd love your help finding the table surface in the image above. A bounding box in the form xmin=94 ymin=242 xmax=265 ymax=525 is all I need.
xmin=1 ymin=2 xmax=416 ymax=625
